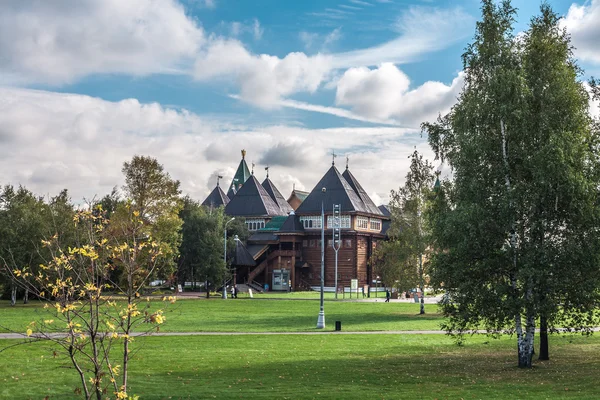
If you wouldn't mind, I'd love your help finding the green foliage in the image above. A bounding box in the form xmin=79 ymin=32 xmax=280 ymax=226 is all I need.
xmin=178 ymin=198 xmax=227 ymax=287
xmin=374 ymin=150 xmax=434 ymax=310
xmin=423 ymin=0 xmax=600 ymax=367
xmin=121 ymin=155 xmax=183 ymax=279
xmin=0 ymin=185 xmax=75 ymax=303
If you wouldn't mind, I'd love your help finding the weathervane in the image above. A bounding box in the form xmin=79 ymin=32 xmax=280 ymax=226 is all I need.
xmin=252 ymin=162 xmax=255 ymax=175
xmin=265 ymin=165 xmax=269 ymax=179
xmin=346 ymin=155 xmax=349 ymax=170
xmin=217 ymin=175 xmax=223 ymax=186
xmin=332 ymin=149 xmax=337 ymax=166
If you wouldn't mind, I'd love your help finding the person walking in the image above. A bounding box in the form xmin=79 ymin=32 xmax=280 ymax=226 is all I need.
xmin=231 ymin=285 xmax=236 ymax=299
xmin=385 ymin=289 xmax=390 ymax=302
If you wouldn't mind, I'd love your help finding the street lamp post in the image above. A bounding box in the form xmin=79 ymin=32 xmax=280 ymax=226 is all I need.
xmin=332 ymin=204 xmax=341 ymax=299
xmin=316 ymin=188 xmax=326 ymax=329
xmin=223 ymin=217 xmax=236 ymax=299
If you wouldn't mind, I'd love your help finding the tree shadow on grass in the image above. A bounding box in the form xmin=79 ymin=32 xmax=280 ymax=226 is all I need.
xmin=129 ymin=335 xmax=600 ymax=400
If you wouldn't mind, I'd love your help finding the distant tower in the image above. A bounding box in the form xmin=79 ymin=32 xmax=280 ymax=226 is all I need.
xmin=227 ymin=149 xmax=252 ymax=198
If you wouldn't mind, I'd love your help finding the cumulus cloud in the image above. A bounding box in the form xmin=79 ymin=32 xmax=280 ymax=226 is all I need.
xmin=0 ymin=0 xmax=204 ymax=85
xmin=195 ymin=6 xmax=471 ymax=109
xmin=0 ymin=88 xmax=427 ymax=204
xmin=561 ymin=0 xmax=600 ymax=65
xmin=335 ymin=63 xmax=463 ymax=127
xmin=194 ymin=39 xmax=332 ymax=108
xmin=259 ymin=142 xmax=319 ymax=167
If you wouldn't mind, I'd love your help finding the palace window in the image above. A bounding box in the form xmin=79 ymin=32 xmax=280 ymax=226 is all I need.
xmin=302 ymin=240 xmax=308 ymax=247
xmin=309 ymin=240 xmax=316 ymax=248
xmin=356 ymin=216 xmax=369 ymax=230
xmin=343 ymin=239 xmax=353 ymax=248
xmin=326 ymin=215 xmax=351 ymax=229
xmin=369 ymin=218 xmax=382 ymax=231
xmin=300 ymin=215 xmax=323 ymax=229
xmin=246 ymin=219 xmax=265 ymax=231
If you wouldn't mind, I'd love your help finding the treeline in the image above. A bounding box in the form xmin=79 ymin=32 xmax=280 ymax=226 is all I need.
xmin=0 ymin=155 xmax=248 ymax=304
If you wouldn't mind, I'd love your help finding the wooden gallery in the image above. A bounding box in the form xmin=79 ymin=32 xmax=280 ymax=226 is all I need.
xmin=201 ymin=150 xmax=390 ymax=292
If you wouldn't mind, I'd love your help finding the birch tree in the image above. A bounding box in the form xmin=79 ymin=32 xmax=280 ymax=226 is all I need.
xmin=375 ymin=150 xmax=434 ymax=314
xmin=423 ymin=0 xmax=600 ymax=368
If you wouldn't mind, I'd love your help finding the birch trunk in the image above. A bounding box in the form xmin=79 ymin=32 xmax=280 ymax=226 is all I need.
xmin=23 ymin=289 xmax=28 ymax=304
xmin=10 ymin=284 xmax=17 ymax=306
xmin=502 ymin=120 xmax=535 ymax=367
xmin=419 ymin=253 xmax=425 ymax=315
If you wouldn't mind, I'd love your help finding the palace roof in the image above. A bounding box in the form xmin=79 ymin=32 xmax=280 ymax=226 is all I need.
xmin=201 ymin=184 xmax=230 ymax=209
xmin=378 ymin=204 xmax=391 ymax=217
xmin=225 ymin=175 xmax=286 ymax=217
xmin=262 ymin=178 xmax=293 ymax=215
xmin=342 ymin=168 xmax=383 ymax=216
xmin=227 ymin=150 xmax=252 ymax=198
xmin=232 ymin=238 xmax=255 ymax=267
xmin=296 ymin=165 xmax=368 ymax=214
xmin=278 ymin=212 xmax=305 ymax=234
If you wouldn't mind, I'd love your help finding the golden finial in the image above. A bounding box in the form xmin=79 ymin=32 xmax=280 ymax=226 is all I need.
xmin=241 ymin=149 xmax=246 ymax=159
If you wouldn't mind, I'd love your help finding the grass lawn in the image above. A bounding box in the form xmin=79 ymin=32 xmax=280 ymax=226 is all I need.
xmin=0 ymin=298 xmax=444 ymax=334
xmin=1 ymin=333 xmax=599 ymax=399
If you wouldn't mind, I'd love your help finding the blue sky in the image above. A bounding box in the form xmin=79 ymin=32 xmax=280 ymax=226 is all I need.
xmin=0 ymin=0 xmax=598 ymax=204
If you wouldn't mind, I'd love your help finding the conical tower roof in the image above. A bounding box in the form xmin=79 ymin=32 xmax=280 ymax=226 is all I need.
xmin=232 ymin=238 xmax=255 ymax=267
xmin=225 ymin=175 xmax=286 ymax=217
xmin=262 ymin=178 xmax=293 ymax=215
xmin=342 ymin=168 xmax=383 ymax=216
xmin=296 ymin=165 xmax=367 ymax=214
xmin=227 ymin=150 xmax=252 ymax=198
xmin=201 ymin=184 xmax=230 ymax=209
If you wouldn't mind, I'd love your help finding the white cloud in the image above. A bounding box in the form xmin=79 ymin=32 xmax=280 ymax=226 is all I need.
xmin=331 ymin=7 xmax=474 ymax=69
xmin=229 ymin=19 xmax=263 ymax=40
xmin=194 ymin=39 xmax=332 ymax=108
xmin=193 ymin=6 xmax=470 ymax=109
xmin=0 ymin=88 xmax=427 ymax=204
xmin=300 ymin=28 xmax=342 ymax=52
xmin=335 ymin=63 xmax=463 ymax=127
xmin=276 ymin=98 xmax=401 ymax=125
xmin=0 ymin=0 xmax=204 ymax=85
xmin=561 ymin=0 xmax=600 ymax=65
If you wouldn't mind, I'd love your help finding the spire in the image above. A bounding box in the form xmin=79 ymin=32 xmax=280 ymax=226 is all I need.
xmin=252 ymin=162 xmax=255 ymax=175
xmin=265 ymin=165 xmax=269 ymax=179
xmin=331 ymin=149 xmax=337 ymax=166
xmin=217 ymin=175 xmax=223 ymax=187
xmin=345 ymin=155 xmax=349 ymax=170
xmin=227 ymin=151 xmax=252 ymax=198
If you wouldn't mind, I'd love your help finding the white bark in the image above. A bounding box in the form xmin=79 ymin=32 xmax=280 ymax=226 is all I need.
xmin=502 ymin=120 xmax=534 ymax=367
xmin=10 ymin=284 xmax=17 ymax=306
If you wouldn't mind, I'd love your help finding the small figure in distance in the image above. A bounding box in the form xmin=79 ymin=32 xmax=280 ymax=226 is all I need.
xmin=385 ymin=289 xmax=390 ymax=303
xmin=231 ymin=285 xmax=236 ymax=299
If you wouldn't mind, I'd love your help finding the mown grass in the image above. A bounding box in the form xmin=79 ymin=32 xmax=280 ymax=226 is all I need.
xmin=0 ymin=298 xmax=443 ymax=334
xmin=1 ymin=333 xmax=599 ymax=399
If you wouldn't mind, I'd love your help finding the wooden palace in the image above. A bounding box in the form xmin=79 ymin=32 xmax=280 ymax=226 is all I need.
xmin=201 ymin=150 xmax=390 ymax=291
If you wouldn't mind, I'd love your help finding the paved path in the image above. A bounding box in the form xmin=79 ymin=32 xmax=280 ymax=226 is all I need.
xmin=4 ymin=327 xmax=599 ymax=339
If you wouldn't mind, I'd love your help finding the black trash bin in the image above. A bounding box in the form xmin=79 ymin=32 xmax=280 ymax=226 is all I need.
xmin=335 ymin=321 xmax=342 ymax=331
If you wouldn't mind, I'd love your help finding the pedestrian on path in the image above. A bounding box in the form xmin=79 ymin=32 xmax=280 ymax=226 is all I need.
xmin=385 ymin=289 xmax=390 ymax=302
